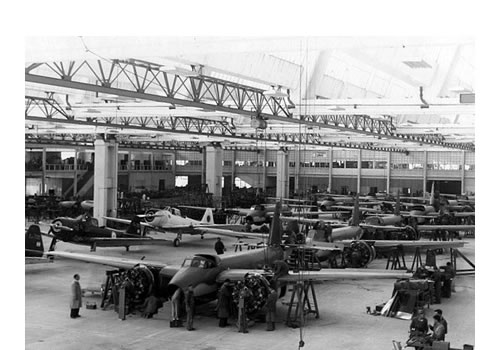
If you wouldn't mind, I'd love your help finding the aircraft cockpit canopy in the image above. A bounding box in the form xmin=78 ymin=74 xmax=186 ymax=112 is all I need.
xmin=182 ymin=256 xmax=216 ymax=269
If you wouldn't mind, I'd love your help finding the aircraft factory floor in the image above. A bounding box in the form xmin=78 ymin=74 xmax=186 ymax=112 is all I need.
xmin=25 ymin=229 xmax=475 ymax=350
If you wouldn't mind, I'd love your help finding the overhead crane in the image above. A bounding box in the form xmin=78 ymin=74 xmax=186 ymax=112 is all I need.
xmin=25 ymin=59 xmax=474 ymax=151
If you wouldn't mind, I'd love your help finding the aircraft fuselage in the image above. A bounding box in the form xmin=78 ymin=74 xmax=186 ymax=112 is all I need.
xmin=163 ymin=245 xmax=284 ymax=301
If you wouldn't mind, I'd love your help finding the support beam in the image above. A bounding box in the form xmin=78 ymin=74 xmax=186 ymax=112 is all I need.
xmin=25 ymin=63 xmax=473 ymax=151
xmin=328 ymin=147 xmax=333 ymax=193
xmin=276 ymin=149 xmax=289 ymax=199
xmin=386 ymin=152 xmax=391 ymax=193
xmin=93 ymin=135 xmax=118 ymax=225
xmin=262 ymin=147 xmax=267 ymax=191
xmin=357 ymin=149 xmax=362 ymax=194
xmin=461 ymin=151 xmax=466 ymax=194
xmin=205 ymin=144 xmax=223 ymax=204
xmin=73 ymin=149 xmax=78 ymax=198
xmin=231 ymin=150 xmax=236 ymax=192
xmin=423 ymin=150 xmax=428 ymax=194
xmin=42 ymin=147 xmax=46 ymax=195
xmin=294 ymin=147 xmax=300 ymax=195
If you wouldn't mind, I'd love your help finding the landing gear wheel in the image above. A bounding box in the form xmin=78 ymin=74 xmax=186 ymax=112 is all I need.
xmin=173 ymin=238 xmax=181 ymax=247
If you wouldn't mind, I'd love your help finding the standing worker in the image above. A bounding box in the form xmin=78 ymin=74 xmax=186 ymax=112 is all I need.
xmin=170 ymin=288 xmax=182 ymax=327
xmin=409 ymin=309 xmax=429 ymax=337
xmin=430 ymin=314 xmax=446 ymax=342
xmin=215 ymin=280 xmax=232 ymax=327
xmin=214 ymin=237 xmax=226 ymax=255
xmin=237 ymin=286 xmax=251 ymax=333
xmin=70 ymin=274 xmax=82 ymax=318
xmin=431 ymin=309 xmax=448 ymax=337
xmin=265 ymin=287 xmax=278 ymax=331
xmin=185 ymin=285 xmax=195 ymax=331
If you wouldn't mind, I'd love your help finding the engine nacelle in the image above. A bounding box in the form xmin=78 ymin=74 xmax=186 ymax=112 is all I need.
xmin=342 ymin=241 xmax=376 ymax=268
xmin=113 ymin=264 xmax=155 ymax=303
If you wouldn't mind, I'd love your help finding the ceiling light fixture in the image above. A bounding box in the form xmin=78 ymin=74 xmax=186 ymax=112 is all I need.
xmin=263 ymin=86 xmax=288 ymax=98
xmin=159 ymin=64 xmax=200 ymax=77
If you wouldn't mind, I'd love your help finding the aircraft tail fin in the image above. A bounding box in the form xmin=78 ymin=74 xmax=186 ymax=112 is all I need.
xmin=201 ymin=208 xmax=215 ymax=225
xmin=25 ymin=225 xmax=44 ymax=257
xmin=268 ymin=202 xmax=283 ymax=246
xmin=351 ymin=194 xmax=360 ymax=227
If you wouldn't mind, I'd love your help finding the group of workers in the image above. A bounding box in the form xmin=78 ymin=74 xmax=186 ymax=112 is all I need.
xmin=76 ymin=274 xmax=280 ymax=333
xmin=408 ymin=308 xmax=448 ymax=348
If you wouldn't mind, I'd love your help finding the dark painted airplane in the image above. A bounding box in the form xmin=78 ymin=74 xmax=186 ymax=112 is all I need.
xmin=49 ymin=202 xmax=411 ymax=311
xmin=42 ymin=214 xmax=171 ymax=251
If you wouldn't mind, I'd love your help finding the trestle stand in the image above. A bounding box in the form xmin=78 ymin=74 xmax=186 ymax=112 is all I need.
xmin=285 ymin=280 xmax=319 ymax=328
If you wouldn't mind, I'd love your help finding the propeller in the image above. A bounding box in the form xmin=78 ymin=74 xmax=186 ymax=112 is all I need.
xmin=49 ymin=220 xmax=74 ymax=233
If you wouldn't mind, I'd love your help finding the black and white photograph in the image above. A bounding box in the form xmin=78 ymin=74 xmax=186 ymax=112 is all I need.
xmin=16 ymin=3 xmax=493 ymax=349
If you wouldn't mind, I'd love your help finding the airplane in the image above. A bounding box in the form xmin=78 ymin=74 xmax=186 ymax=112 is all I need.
xmin=318 ymin=196 xmax=382 ymax=212
xmin=105 ymin=206 xmax=266 ymax=247
xmin=48 ymin=202 xmax=412 ymax=315
xmin=41 ymin=214 xmax=172 ymax=252
xmin=308 ymin=238 xmax=468 ymax=269
xmin=225 ymin=203 xmax=293 ymax=225
xmin=25 ymin=225 xmax=53 ymax=264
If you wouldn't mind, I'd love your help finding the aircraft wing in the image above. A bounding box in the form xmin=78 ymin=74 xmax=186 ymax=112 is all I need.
xmin=215 ymin=268 xmax=412 ymax=283
xmin=417 ymin=224 xmax=475 ymax=231
xmin=25 ymin=257 xmax=53 ymax=264
xmin=333 ymin=240 xmax=466 ymax=251
xmin=87 ymin=237 xmax=172 ymax=248
xmin=453 ymin=212 xmax=475 ymax=217
xmin=359 ymin=223 xmax=408 ymax=231
xmin=103 ymin=216 xmax=132 ymax=225
xmin=47 ymin=251 xmax=179 ymax=273
xmin=330 ymin=205 xmax=382 ymax=213
xmin=193 ymin=227 xmax=269 ymax=240
xmin=293 ymin=211 xmax=351 ymax=217
xmin=225 ymin=208 xmax=251 ymax=216
xmin=281 ymin=216 xmax=346 ymax=226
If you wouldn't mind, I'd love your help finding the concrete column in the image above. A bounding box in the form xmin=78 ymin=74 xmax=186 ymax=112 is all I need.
xmin=461 ymin=151 xmax=466 ymax=194
xmin=201 ymin=148 xmax=206 ymax=186
xmin=294 ymin=148 xmax=300 ymax=194
xmin=328 ymin=147 xmax=333 ymax=193
xmin=262 ymin=147 xmax=267 ymax=191
xmin=423 ymin=150 xmax=428 ymax=194
xmin=93 ymin=135 xmax=118 ymax=225
xmin=276 ymin=148 xmax=289 ymax=198
xmin=41 ymin=147 xmax=46 ymax=195
xmin=357 ymin=149 xmax=362 ymax=194
xmin=172 ymin=151 xmax=177 ymax=181
xmin=231 ymin=150 xmax=236 ymax=191
xmin=386 ymin=152 xmax=391 ymax=194
xmin=73 ymin=149 xmax=78 ymax=198
xmin=205 ymin=145 xmax=223 ymax=203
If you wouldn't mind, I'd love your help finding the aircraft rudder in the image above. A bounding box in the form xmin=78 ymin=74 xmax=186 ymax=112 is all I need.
xmin=268 ymin=202 xmax=283 ymax=246
xmin=201 ymin=208 xmax=214 ymax=225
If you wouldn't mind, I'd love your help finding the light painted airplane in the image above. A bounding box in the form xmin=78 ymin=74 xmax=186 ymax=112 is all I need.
xmin=48 ymin=202 xmax=412 ymax=314
xmin=105 ymin=206 xmax=266 ymax=247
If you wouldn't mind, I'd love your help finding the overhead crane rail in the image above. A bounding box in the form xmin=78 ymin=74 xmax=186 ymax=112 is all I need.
xmin=25 ymin=59 xmax=474 ymax=151
xmin=25 ymin=96 xmax=409 ymax=152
